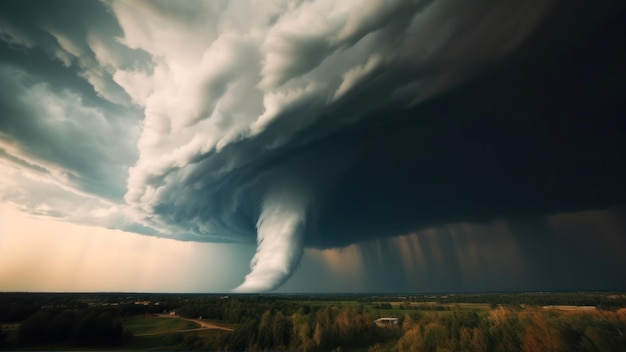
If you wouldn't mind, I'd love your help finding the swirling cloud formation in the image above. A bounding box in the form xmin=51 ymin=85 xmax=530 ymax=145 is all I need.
xmin=0 ymin=0 xmax=624 ymax=291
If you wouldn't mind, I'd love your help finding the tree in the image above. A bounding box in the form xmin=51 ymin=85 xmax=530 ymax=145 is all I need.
xmin=579 ymin=326 xmax=613 ymax=352
xmin=422 ymin=322 xmax=455 ymax=352
xmin=272 ymin=310 xmax=291 ymax=349
xmin=368 ymin=343 xmax=394 ymax=352
xmin=397 ymin=326 xmax=424 ymax=352
xmin=313 ymin=321 xmax=325 ymax=350
xmin=18 ymin=310 xmax=54 ymax=345
xmin=522 ymin=314 xmax=562 ymax=352
xmin=258 ymin=309 xmax=274 ymax=349
xmin=335 ymin=307 xmax=357 ymax=345
xmin=403 ymin=314 xmax=418 ymax=331
xmin=458 ymin=327 xmax=487 ymax=352
xmin=49 ymin=310 xmax=76 ymax=342
xmin=0 ymin=325 xmax=6 ymax=346
xmin=291 ymin=312 xmax=314 ymax=352
xmin=488 ymin=307 xmax=522 ymax=352
xmin=228 ymin=318 xmax=257 ymax=351
xmin=471 ymin=327 xmax=488 ymax=352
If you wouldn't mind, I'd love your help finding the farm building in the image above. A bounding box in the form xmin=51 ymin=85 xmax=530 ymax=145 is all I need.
xmin=374 ymin=317 xmax=399 ymax=327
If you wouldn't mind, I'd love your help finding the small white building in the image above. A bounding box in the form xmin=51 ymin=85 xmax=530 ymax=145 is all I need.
xmin=375 ymin=317 xmax=399 ymax=327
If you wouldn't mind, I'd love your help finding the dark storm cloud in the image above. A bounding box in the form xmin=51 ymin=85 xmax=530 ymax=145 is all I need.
xmin=115 ymin=0 xmax=625 ymax=291
xmin=310 ymin=16 xmax=626 ymax=248
xmin=281 ymin=210 xmax=626 ymax=293
xmin=1 ymin=0 xmax=624 ymax=292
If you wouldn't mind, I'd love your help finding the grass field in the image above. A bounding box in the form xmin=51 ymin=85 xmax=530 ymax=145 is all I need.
xmin=0 ymin=323 xmax=19 ymax=343
xmin=287 ymin=300 xmax=493 ymax=319
xmin=123 ymin=316 xmax=199 ymax=335
xmin=120 ymin=316 xmax=235 ymax=350
xmin=125 ymin=329 xmax=230 ymax=350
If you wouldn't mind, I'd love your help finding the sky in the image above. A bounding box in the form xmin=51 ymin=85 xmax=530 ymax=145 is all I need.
xmin=0 ymin=0 xmax=625 ymax=293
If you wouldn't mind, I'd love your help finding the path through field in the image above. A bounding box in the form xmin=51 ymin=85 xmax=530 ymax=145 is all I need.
xmin=133 ymin=314 xmax=233 ymax=336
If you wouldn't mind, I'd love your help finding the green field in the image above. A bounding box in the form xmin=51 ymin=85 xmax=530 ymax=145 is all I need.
xmin=124 ymin=329 xmax=230 ymax=351
xmin=284 ymin=299 xmax=493 ymax=319
xmin=123 ymin=316 xmax=199 ymax=335
xmin=121 ymin=316 xmax=235 ymax=350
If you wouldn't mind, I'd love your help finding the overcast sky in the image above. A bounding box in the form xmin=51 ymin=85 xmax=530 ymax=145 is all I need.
xmin=1 ymin=0 xmax=625 ymax=293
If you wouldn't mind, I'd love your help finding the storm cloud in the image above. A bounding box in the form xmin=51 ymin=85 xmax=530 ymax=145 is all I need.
xmin=1 ymin=0 xmax=624 ymax=291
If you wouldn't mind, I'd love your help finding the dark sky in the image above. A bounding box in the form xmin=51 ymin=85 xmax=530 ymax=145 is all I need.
xmin=0 ymin=0 xmax=624 ymax=293
xmin=310 ymin=11 xmax=626 ymax=247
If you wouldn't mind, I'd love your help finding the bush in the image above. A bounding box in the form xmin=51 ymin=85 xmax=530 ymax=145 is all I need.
xmin=17 ymin=308 xmax=125 ymax=347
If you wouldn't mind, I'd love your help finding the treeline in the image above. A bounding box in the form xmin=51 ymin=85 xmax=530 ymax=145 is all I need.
xmin=373 ymin=303 xmax=449 ymax=311
xmin=279 ymin=292 xmax=626 ymax=310
xmin=177 ymin=296 xmax=306 ymax=323
xmin=14 ymin=308 xmax=129 ymax=347
xmin=178 ymin=301 xmax=626 ymax=351
xmin=226 ymin=305 xmax=397 ymax=351
xmin=0 ymin=301 xmax=39 ymax=323
xmin=402 ymin=292 xmax=626 ymax=309
xmin=168 ymin=294 xmax=626 ymax=352
xmin=177 ymin=297 xmax=626 ymax=351
xmin=177 ymin=298 xmax=396 ymax=351
xmin=390 ymin=307 xmax=626 ymax=352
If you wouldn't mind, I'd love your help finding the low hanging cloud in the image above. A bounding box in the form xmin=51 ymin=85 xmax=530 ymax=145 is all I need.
xmin=1 ymin=0 xmax=624 ymax=291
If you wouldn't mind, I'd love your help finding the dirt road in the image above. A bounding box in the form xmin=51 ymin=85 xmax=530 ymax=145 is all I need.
xmin=134 ymin=315 xmax=234 ymax=336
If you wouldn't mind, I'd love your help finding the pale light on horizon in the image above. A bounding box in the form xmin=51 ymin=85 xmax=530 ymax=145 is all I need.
xmin=0 ymin=202 xmax=252 ymax=292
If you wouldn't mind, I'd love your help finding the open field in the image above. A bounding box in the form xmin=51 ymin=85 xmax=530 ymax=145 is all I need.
xmin=282 ymin=299 xmax=497 ymax=320
xmin=124 ymin=329 xmax=230 ymax=351
xmin=123 ymin=316 xmax=199 ymax=335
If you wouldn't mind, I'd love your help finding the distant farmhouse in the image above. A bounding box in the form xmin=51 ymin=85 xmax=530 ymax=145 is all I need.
xmin=374 ymin=317 xmax=399 ymax=328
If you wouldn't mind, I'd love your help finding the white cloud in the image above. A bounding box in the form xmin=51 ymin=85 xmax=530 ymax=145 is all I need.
xmin=333 ymin=54 xmax=383 ymax=100
xmin=48 ymin=29 xmax=84 ymax=58
xmin=233 ymin=186 xmax=308 ymax=292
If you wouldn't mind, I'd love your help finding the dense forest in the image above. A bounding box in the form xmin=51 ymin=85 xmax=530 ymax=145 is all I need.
xmin=1 ymin=292 xmax=625 ymax=351
xmin=175 ymin=296 xmax=626 ymax=351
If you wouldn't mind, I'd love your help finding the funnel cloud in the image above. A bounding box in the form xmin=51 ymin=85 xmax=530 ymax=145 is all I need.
xmin=234 ymin=187 xmax=308 ymax=292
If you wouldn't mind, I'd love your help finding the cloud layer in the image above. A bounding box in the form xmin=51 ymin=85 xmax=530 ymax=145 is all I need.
xmin=1 ymin=0 xmax=624 ymax=291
